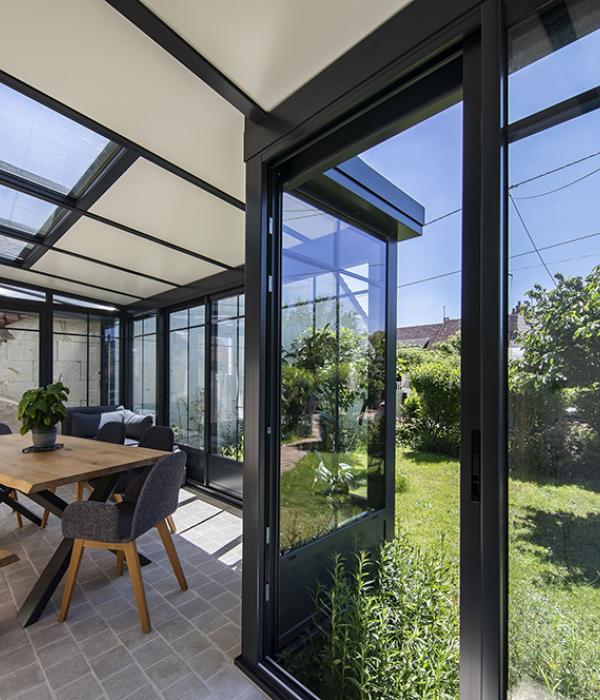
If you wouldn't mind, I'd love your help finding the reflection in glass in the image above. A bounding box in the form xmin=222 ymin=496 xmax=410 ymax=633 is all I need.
xmin=508 ymin=3 xmax=600 ymax=697
xmin=168 ymin=304 xmax=205 ymax=450
xmin=0 ymin=309 xmax=39 ymax=431
xmin=132 ymin=315 xmax=156 ymax=417
xmin=280 ymin=194 xmax=387 ymax=553
xmin=211 ymin=294 xmax=244 ymax=462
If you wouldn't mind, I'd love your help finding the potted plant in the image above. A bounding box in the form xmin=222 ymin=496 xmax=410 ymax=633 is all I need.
xmin=17 ymin=381 xmax=70 ymax=448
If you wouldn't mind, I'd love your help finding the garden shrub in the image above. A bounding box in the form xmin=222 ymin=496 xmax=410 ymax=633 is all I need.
xmin=283 ymin=534 xmax=459 ymax=700
xmin=508 ymin=368 xmax=568 ymax=478
xmin=397 ymin=361 xmax=460 ymax=457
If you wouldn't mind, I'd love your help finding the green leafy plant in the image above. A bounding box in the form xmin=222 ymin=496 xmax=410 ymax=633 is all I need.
xmin=282 ymin=533 xmax=459 ymax=699
xmin=17 ymin=381 xmax=70 ymax=435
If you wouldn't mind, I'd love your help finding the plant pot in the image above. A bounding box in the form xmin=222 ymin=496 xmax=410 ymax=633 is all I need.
xmin=31 ymin=427 xmax=58 ymax=449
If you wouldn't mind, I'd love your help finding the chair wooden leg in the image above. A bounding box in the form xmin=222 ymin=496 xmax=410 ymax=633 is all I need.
xmin=123 ymin=541 xmax=150 ymax=633
xmin=76 ymin=482 xmax=83 ymax=501
xmin=112 ymin=493 xmax=123 ymax=504
xmin=156 ymin=520 xmax=187 ymax=592
xmin=40 ymin=487 xmax=56 ymax=528
xmin=166 ymin=514 xmax=177 ymax=534
xmin=58 ymin=539 xmax=84 ymax=622
xmin=115 ymin=550 xmax=124 ymax=577
xmin=10 ymin=492 xmax=23 ymax=529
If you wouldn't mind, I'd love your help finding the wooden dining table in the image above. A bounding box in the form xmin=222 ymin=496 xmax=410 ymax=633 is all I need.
xmin=0 ymin=433 xmax=167 ymax=627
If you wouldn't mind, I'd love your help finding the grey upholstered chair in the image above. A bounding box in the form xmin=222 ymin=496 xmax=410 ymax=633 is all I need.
xmin=0 ymin=423 xmax=22 ymax=529
xmin=118 ymin=425 xmax=179 ymax=533
xmin=59 ymin=451 xmax=187 ymax=632
xmin=76 ymin=421 xmax=126 ymax=502
xmin=138 ymin=425 xmax=174 ymax=452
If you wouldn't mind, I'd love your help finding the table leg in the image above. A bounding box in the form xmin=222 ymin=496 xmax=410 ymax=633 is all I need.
xmin=17 ymin=476 xmax=151 ymax=627
xmin=0 ymin=484 xmax=42 ymax=527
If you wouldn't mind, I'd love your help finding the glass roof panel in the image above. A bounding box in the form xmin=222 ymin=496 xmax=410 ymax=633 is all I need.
xmin=0 ymin=83 xmax=120 ymax=196
xmin=0 ymin=233 xmax=31 ymax=261
xmin=0 ymin=185 xmax=64 ymax=235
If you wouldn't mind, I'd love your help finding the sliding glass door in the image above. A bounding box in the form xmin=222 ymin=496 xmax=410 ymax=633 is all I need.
xmin=264 ymin=57 xmax=471 ymax=698
xmin=507 ymin=3 xmax=600 ymax=697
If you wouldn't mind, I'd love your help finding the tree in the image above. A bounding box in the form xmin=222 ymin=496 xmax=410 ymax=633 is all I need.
xmin=517 ymin=266 xmax=600 ymax=390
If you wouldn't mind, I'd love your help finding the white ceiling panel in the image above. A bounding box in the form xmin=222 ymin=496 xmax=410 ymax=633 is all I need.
xmin=0 ymin=265 xmax=137 ymax=307
xmin=56 ymin=216 xmax=224 ymax=286
xmin=143 ymin=0 xmax=413 ymax=111
xmin=0 ymin=0 xmax=245 ymax=201
xmin=90 ymin=159 xmax=245 ymax=268
xmin=32 ymin=251 xmax=172 ymax=299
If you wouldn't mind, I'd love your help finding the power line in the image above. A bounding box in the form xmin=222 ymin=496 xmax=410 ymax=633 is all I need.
xmin=509 ymin=149 xmax=600 ymax=190
xmin=509 ymin=195 xmax=555 ymax=286
xmin=512 ymin=165 xmax=600 ymax=200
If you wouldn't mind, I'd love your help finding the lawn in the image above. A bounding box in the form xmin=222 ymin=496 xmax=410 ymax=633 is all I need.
xmin=397 ymin=448 xmax=600 ymax=698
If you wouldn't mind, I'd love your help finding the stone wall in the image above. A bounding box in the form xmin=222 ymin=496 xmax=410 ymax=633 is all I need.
xmin=0 ymin=314 xmax=105 ymax=430
xmin=0 ymin=315 xmax=39 ymax=432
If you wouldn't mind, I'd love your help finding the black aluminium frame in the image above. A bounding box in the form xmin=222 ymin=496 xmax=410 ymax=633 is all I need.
xmin=238 ymin=0 xmax=548 ymax=697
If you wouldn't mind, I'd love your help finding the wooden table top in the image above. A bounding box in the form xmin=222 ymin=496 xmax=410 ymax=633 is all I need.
xmin=0 ymin=434 xmax=168 ymax=494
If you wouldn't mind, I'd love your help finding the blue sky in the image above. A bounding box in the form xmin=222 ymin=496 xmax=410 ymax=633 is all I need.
xmin=359 ymin=25 xmax=600 ymax=327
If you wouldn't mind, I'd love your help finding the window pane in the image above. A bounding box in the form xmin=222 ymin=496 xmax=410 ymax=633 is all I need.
xmin=0 ymin=233 xmax=31 ymax=261
xmin=142 ymin=334 xmax=156 ymax=417
xmin=0 ymin=185 xmax=63 ymax=236
xmin=169 ymin=309 xmax=188 ymax=331
xmin=0 ymin=82 xmax=119 ymax=196
xmin=211 ymin=295 xmax=244 ymax=461
xmin=508 ymin=3 xmax=600 ymax=698
xmin=189 ymin=304 xmax=205 ymax=327
xmin=0 ymin=309 xmax=39 ymax=431
xmin=188 ymin=325 xmax=205 ymax=450
xmin=169 ymin=328 xmax=189 ymax=445
xmin=509 ymin=2 xmax=600 ymax=123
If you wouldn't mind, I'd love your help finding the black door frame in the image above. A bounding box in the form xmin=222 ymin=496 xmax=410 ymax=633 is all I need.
xmin=239 ymin=0 xmax=529 ymax=697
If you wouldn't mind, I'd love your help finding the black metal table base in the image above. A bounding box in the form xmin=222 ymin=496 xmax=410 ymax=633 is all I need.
xmin=16 ymin=476 xmax=150 ymax=627
xmin=0 ymin=484 xmax=43 ymax=527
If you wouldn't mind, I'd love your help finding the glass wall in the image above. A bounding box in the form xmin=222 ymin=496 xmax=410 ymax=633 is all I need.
xmin=132 ymin=315 xmax=157 ymax=417
xmin=168 ymin=305 xmax=205 ymax=450
xmin=507 ymin=3 xmax=600 ymax=698
xmin=0 ymin=308 xmax=39 ymax=431
xmin=54 ymin=311 xmax=119 ymax=407
xmin=210 ymin=293 xmax=244 ymax=462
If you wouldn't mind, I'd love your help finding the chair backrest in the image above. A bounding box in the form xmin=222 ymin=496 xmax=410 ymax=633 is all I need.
xmin=128 ymin=451 xmax=185 ymax=539
xmin=0 ymin=423 xmax=12 ymax=436
xmin=138 ymin=425 xmax=174 ymax=452
xmin=95 ymin=421 xmax=126 ymax=445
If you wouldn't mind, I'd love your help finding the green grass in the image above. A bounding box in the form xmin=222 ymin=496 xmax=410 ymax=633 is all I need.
xmin=397 ymin=448 xmax=600 ymax=698
xmin=281 ymin=446 xmax=600 ymax=696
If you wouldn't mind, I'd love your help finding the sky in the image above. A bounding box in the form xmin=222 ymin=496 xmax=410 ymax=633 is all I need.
xmin=357 ymin=23 xmax=600 ymax=328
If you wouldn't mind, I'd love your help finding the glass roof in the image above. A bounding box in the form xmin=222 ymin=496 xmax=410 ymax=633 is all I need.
xmin=0 ymin=233 xmax=31 ymax=261
xmin=0 ymin=82 xmax=120 ymax=196
xmin=0 ymin=185 xmax=64 ymax=236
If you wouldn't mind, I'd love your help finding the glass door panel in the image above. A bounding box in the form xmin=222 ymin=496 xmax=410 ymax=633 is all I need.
xmin=276 ymin=94 xmax=463 ymax=698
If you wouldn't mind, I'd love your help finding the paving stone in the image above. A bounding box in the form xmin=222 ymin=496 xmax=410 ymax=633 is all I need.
xmin=101 ymin=663 xmax=150 ymax=700
xmin=145 ymin=654 xmax=191 ymax=691
xmin=0 ymin=663 xmax=46 ymax=700
xmin=155 ymin=614 xmax=194 ymax=643
xmin=45 ymin=653 xmax=92 ymax=691
xmin=88 ymin=643 xmax=134 ymax=680
xmin=131 ymin=637 xmax=172 ymax=669
xmin=161 ymin=673 xmax=213 ymax=700
xmin=194 ymin=647 xmax=228 ymax=681
xmin=169 ymin=629 xmax=212 ymax=661
xmin=36 ymin=636 xmax=80 ymax=668
xmin=208 ymin=622 xmax=240 ymax=653
xmin=0 ymin=644 xmax=36 ymax=676
xmin=78 ymin=628 xmax=121 ymax=659
xmin=54 ymin=673 xmax=104 ymax=700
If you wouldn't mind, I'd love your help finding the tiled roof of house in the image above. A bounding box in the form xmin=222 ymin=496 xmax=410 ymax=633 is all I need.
xmin=397 ymin=313 xmax=525 ymax=348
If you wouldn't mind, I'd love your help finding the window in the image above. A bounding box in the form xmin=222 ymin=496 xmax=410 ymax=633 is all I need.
xmin=132 ymin=315 xmax=156 ymax=417
xmin=0 ymin=82 xmax=120 ymax=197
xmin=53 ymin=311 xmax=119 ymax=407
xmin=507 ymin=2 xmax=600 ymax=697
xmin=0 ymin=308 xmax=39 ymax=431
xmin=168 ymin=305 xmax=206 ymax=449
xmin=210 ymin=294 xmax=244 ymax=462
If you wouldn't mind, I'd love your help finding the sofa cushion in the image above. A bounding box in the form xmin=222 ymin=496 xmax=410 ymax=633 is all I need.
xmin=98 ymin=410 xmax=126 ymax=430
xmin=122 ymin=410 xmax=153 ymax=440
xmin=62 ymin=405 xmax=119 ymax=436
xmin=71 ymin=412 xmax=101 ymax=438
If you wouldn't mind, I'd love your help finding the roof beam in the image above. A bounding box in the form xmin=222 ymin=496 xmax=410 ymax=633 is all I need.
xmin=104 ymin=0 xmax=268 ymax=123
xmin=0 ymin=225 xmax=184 ymax=288
xmin=0 ymin=171 xmax=235 ymax=271
xmin=0 ymin=71 xmax=245 ymax=211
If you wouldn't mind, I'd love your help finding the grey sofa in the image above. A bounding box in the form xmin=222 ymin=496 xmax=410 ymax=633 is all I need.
xmin=62 ymin=405 xmax=153 ymax=445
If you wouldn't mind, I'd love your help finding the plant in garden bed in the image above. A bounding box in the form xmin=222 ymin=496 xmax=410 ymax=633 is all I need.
xmin=17 ymin=381 xmax=69 ymax=448
xmin=283 ymin=533 xmax=459 ymax=699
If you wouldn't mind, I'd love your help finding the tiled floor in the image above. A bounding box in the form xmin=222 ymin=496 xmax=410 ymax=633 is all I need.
xmin=0 ymin=487 xmax=266 ymax=700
